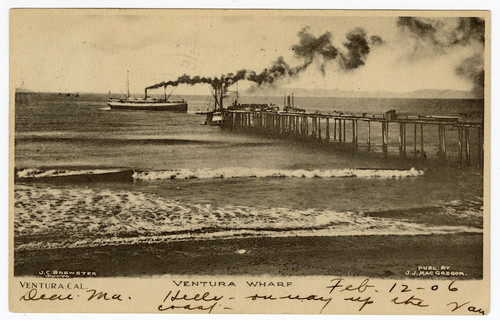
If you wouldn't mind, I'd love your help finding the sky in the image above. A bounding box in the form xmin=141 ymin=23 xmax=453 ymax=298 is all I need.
xmin=10 ymin=10 xmax=485 ymax=96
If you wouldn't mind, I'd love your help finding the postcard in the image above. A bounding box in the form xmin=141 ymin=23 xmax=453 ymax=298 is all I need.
xmin=9 ymin=9 xmax=490 ymax=315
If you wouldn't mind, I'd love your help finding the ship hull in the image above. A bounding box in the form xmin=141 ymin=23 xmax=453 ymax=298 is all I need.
xmin=107 ymin=101 xmax=188 ymax=112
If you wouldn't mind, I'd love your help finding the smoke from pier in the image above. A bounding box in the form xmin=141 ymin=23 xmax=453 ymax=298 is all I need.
xmin=291 ymin=27 xmax=338 ymax=75
xmin=340 ymin=28 xmax=371 ymax=70
xmin=146 ymin=26 xmax=383 ymax=93
xmin=397 ymin=17 xmax=485 ymax=98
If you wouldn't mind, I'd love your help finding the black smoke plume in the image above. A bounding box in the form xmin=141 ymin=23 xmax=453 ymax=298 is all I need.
xmin=370 ymin=35 xmax=384 ymax=46
xmin=340 ymin=28 xmax=371 ymax=70
xmin=397 ymin=17 xmax=485 ymax=98
xmin=246 ymin=56 xmax=295 ymax=87
xmin=146 ymin=27 xmax=383 ymax=95
xmin=397 ymin=17 xmax=440 ymax=46
xmin=398 ymin=17 xmax=485 ymax=48
xmin=145 ymin=75 xmax=213 ymax=91
xmin=450 ymin=17 xmax=485 ymax=46
xmin=455 ymin=53 xmax=484 ymax=98
xmin=291 ymin=27 xmax=338 ymax=74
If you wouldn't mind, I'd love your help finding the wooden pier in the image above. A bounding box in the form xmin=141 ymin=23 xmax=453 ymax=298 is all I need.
xmin=221 ymin=109 xmax=484 ymax=166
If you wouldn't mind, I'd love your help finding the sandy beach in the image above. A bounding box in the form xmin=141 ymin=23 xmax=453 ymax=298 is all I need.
xmin=14 ymin=233 xmax=482 ymax=279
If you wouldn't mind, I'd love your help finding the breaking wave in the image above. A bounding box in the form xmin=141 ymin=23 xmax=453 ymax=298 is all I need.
xmin=15 ymin=168 xmax=134 ymax=182
xmin=134 ymin=167 xmax=425 ymax=180
xmin=17 ymin=168 xmax=123 ymax=179
xmin=15 ymin=167 xmax=425 ymax=182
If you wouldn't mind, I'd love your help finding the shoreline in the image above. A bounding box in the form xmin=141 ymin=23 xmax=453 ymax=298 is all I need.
xmin=14 ymin=233 xmax=483 ymax=279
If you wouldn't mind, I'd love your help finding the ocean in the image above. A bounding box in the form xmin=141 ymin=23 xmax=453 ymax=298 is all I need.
xmin=13 ymin=92 xmax=484 ymax=254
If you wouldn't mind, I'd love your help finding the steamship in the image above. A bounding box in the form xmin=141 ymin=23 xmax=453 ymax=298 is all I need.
xmin=107 ymin=72 xmax=188 ymax=112
xmin=107 ymin=97 xmax=188 ymax=112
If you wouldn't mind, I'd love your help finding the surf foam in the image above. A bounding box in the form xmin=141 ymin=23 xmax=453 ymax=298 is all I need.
xmin=133 ymin=167 xmax=425 ymax=180
xmin=16 ymin=168 xmax=127 ymax=179
xmin=14 ymin=184 xmax=481 ymax=252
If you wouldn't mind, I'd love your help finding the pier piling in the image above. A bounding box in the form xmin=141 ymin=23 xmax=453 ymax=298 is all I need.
xmin=420 ymin=124 xmax=425 ymax=158
xmin=367 ymin=120 xmax=371 ymax=152
xmin=318 ymin=117 xmax=322 ymax=140
xmin=352 ymin=120 xmax=356 ymax=147
xmin=295 ymin=116 xmax=300 ymax=136
xmin=413 ymin=123 xmax=417 ymax=157
xmin=398 ymin=122 xmax=407 ymax=158
xmin=465 ymin=127 xmax=471 ymax=165
xmin=478 ymin=127 xmax=483 ymax=165
xmin=326 ymin=118 xmax=330 ymax=141
xmin=338 ymin=118 xmax=342 ymax=142
xmin=458 ymin=126 xmax=463 ymax=164
xmin=382 ymin=121 xmax=388 ymax=156
xmin=403 ymin=123 xmax=407 ymax=157
xmin=305 ymin=116 xmax=308 ymax=136
xmin=343 ymin=119 xmax=346 ymax=142
xmin=442 ymin=125 xmax=446 ymax=158
xmin=333 ymin=119 xmax=337 ymax=141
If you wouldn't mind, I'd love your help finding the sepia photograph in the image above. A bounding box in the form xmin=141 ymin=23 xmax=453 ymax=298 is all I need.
xmin=9 ymin=8 xmax=490 ymax=315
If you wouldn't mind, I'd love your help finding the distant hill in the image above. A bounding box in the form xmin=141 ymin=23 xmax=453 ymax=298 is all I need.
xmin=260 ymin=88 xmax=478 ymax=99
xmin=15 ymin=87 xmax=33 ymax=93
xmin=401 ymin=89 xmax=477 ymax=100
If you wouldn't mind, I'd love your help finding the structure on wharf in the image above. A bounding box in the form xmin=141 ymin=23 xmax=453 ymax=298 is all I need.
xmin=219 ymin=108 xmax=483 ymax=166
